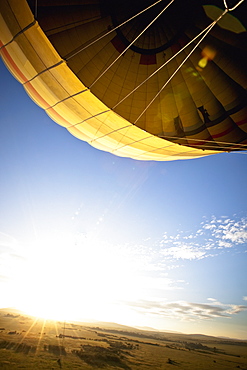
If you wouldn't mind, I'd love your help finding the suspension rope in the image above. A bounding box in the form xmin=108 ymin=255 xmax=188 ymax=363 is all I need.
xmin=159 ymin=135 xmax=247 ymax=149
xmin=36 ymin=0 xmax=246 ymax=153
xmin=67 ymin=106 xmax=247 ymax=150
xmin=223 ymin=0 xmax=245 ymax=11
xmin=114 ymin=138 xmax=247 ymax=152
xmin=112 ymin=1 xmax=246 ymax=111
xmin=66 ymin=107 xmax=247 ymax=151
xmin=46 ymin=2 xmax=242 ymax=111
xmin=133 ymin=8 xmax=229 ymax=124
xmin=0 ymin=20 xmax=37 ymax=50
xmin=89 ymin=0 xmax=175 ymax=89
xmin=44 ymin=15 xmax=102 ymax=34
xmin=67 ymin=110 xmax=111 ymax=128
xmin=112 ymin=21 xmax=221 ymax=110
xmin=131 ymin=0 xmax=246 ymax=124
xmin=68 ymin=108 xmax=247 ymax=151
xmin=86 ymin=124 xmax=247 ymax=154
xmin=23 ymin=61 xmax=65 ymax=85
xmin=66 ymin=0 xmax=165 ymax=61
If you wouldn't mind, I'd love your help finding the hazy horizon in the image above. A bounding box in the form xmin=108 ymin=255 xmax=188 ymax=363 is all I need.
xmin=1 ymin=307 xmax=247 ymax=341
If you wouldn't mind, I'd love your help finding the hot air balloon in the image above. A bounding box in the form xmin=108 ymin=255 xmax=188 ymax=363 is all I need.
xmin=1 ymin=0 xmax=247 ymax=161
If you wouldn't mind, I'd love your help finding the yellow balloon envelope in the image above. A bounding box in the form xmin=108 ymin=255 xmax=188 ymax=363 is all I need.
xmin=1 ymin=0 xmax=247 ymax=160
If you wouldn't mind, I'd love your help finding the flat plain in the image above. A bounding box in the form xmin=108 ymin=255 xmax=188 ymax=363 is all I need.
xmin=0 ymin=309 xmax=246 ymax=369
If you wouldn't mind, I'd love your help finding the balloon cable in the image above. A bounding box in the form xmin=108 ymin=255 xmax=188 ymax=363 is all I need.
xmin=111 ymin=19 xmax=224 ymax=110
xmin=223 ymin=0 xmax=245 ymax=11
xmin=133 ymin=8 xmax=229 ymax=124
xmin=41 ymin=0 xmax=246 ymax=153
xmin=129 ymin=1 xmax=245 ymax=124
xmin=66 ymin=0 xmax=165 ymax=61
xmin=82 ymin=111 xmax=247 ymax=152
xmin=89 ymin=0 xmax=175 ymax=89
xmin=158 ymin=135 xmax=247 ymax=151
xmin=45 ymin=3 xmax=237 ymax=112
xmin=111 ymin=1 xmax=245 ymax=112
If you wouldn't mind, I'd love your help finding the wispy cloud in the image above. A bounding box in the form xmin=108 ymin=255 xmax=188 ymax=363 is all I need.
xmin=161 ymin=244 xmax=206 ymax=260
xmin=203 ymin=216 xmax=247 ymax=245
xmin=116 ymin=215 xmax=247 ymax=281
xmin=125 ymin=298 xmax=247 ymax=321
xmin=157 ymin=215 xmax=247 ymax=262
xmin=0 ymin=215 xmax=246 ymax=279
xmin=0 ymin=214 xmax=246 ymax=319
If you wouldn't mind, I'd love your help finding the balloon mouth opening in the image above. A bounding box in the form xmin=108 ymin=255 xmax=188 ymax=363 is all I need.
xmin=100 ymin=0 xmax=197 ymax=55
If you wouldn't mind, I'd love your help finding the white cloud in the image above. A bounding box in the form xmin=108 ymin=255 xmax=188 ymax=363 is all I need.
xmin=158 ymin=215 xmax=247 ymax=262
xmin=1 ymin=214 xmax=246 ymax=317
xmin=126 ymin=299 xmax=247 ymax=321
xmin=223 ymin=229 xmax=247 ymax=243
xmin=203 ymin=223 xmax=216 ymax=230
xmin=204 ymin=217 xmax=247 ymax=246
xmin=218 ymin=240 xmax=232 ymax=248
xmin=161 ymin=245 xmax=206 ymax=260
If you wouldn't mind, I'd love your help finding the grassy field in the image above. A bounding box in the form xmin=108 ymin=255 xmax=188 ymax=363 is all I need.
xmin=0 ymin=309 xmax=247 ymax=369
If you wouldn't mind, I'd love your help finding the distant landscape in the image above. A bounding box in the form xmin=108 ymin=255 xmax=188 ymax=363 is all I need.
xmin=0 ymin=308 xmax=247 ymax=369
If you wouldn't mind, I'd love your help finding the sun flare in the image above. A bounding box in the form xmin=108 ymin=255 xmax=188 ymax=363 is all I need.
xmin=8 ymin=232 xmax=141 ymax=324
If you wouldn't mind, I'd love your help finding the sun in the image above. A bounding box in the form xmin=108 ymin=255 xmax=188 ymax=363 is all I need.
xmin=9 ymin=231 xmax=140 ymax=324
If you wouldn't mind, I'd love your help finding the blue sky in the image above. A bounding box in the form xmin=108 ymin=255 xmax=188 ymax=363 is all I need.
xmin=0 ymin=58 xmax=247 ymax=339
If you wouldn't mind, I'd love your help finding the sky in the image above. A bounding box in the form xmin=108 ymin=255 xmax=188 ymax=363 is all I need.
xmin=0 ymin=57 xmax=247 ymax=340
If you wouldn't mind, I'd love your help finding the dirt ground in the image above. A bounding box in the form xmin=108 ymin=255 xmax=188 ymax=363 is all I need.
xmin=0 ymin=309 xmax=247 ymax=369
